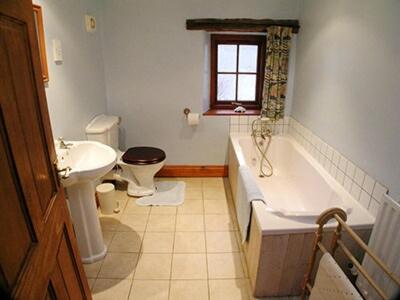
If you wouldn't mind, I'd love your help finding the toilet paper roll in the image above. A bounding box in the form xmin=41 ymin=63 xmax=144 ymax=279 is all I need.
xmin=187 ymin=113 xmax=199 ymax=126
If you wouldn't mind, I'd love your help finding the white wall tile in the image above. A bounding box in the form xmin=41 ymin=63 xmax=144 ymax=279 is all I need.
xmin=344 ymin=176 xmax=353 ymax=192
xmin=359 ymin=190 xmax=371 ymax=209
xmin=354 ymin=168 xmax=366 ymax=186
xmin=288 ymin=117 xmax=389 ymax=217
xmin=326 ymin=146 xmax=333 ymax=160
xmin=239 ymin=116 xmax=248 ymax=125
xmin=368 ymin=199 xmax=381 ymax=218
xmin=248 ymin=116 xmax=257 ymax=123
xmin=230 ymin=124 xmax=239 ymax=133
xmin=230 ymin=116 xmax=239 ymax=125
xmin=350 ymin=183 xmax=362 ymax=201
xmin=336 ymin=170 xmax=345 ymax=185
xmin=329 ymin=165 xmax=338 ymax=178
xmin=362 ymin=175 xmax=375 ymax=195
xmin=338 ymin=156 xmax=348 ymax=172
xmin=345 ymin=161 xmax=356 ymax=179
xmin=239 ymin=124 xmax=247 ymax=132
xmin=372 ymin=182 xmax=388 ymax=203
xmin=332 ymin=151 xmax=340 ymax=166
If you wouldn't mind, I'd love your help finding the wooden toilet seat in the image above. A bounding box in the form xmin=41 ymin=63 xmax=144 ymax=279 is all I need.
xmin=122 ymin=147 xmax=166 ymax=165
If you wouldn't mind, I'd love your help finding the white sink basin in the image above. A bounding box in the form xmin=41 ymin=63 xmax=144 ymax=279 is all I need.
xmin=56 ymin=140 xmax=116 ymax=187
xmin=55 ymin=140 xmax=116 ymax=263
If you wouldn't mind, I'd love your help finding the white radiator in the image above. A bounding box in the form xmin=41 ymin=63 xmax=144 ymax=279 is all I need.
xmin=356 ymin=194 xmax=400 ymax=299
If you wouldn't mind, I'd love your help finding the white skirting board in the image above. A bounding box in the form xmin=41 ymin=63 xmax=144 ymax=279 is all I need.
xmin=356 ymin=194 xmax=400 ymax=299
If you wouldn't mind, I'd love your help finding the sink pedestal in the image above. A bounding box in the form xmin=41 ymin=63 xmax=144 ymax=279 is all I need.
xmin=67 ymin=181 xmax=106 ymax=263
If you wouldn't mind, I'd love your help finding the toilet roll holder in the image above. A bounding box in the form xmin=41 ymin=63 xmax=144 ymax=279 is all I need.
xmin=183 ymin=108 xmax=200 ymax=126
xmin=183 ymin=108 xmax=191 ymax=117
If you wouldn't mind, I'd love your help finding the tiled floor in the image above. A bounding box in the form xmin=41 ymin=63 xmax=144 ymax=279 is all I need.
xmin=84 ymin=177 xmax=299 ymax=300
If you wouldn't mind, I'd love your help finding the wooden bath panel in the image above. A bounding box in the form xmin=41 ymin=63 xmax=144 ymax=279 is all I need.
xmin=244 ymin=212 xmax=371 ymax=297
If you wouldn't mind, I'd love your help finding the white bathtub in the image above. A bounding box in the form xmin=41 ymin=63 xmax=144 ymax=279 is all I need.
xmin=230 ymin=133 xmax=374 ymax=234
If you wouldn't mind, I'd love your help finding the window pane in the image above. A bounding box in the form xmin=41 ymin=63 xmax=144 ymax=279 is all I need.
xmin=238 ymin=45 xmax=258 ymax=72
xmin=217 ymin=45 xmax=237 ymax=72
xmin=217 ymin=74 xmax=236 ymax=101
xmin=237 ymin=74 xmax=256 ymax=101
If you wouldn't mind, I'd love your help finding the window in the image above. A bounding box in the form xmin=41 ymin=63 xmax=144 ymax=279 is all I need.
xmin=209 ymin=34 xmax=266 ymax=113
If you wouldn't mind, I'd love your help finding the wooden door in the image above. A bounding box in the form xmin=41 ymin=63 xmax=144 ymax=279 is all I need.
xmin=0 ymin=0 xmax=92 ymax=299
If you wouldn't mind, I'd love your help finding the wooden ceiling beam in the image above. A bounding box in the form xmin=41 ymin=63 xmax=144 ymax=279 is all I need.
xmin=186 ymin=18 xmax=300 ymax=34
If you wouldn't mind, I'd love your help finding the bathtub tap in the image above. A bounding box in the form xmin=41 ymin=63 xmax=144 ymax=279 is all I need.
xmin=251 ymin=117 xmax=273 ymax=177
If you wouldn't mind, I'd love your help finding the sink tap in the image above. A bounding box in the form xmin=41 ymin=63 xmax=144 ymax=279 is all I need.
xmin=57 ymin=137 xmax=73 ymax=149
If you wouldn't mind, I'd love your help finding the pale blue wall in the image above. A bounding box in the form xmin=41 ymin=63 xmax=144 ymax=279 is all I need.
xmin=100 ymin=0 xmax=300 ymax=164
xmin=292 ymin=0 xmax=400 ymax=198
xmin=35 ymin=0 xmax=108 ymax=140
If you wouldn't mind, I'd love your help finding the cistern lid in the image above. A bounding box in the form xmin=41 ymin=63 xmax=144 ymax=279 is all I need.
xmin=86 ymin=114 xmax=120 ymax=134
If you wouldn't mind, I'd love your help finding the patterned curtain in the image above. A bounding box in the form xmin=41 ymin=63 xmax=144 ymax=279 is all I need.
xmin=261 ymin=26 xmax=293 ymax=121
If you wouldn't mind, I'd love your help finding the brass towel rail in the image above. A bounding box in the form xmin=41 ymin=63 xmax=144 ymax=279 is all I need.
xmin=301 ymin=207 xmax=400 ymax=300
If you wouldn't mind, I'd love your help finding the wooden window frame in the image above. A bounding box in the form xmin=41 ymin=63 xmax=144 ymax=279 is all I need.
xmin=209 ymin=34 xmax=266 ymax=111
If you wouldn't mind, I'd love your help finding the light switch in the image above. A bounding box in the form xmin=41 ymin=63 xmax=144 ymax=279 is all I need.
xmin=85 ymin=15 xmax=96 ymax=33
xmin=52 ymin=39 xmax=63 ymax=63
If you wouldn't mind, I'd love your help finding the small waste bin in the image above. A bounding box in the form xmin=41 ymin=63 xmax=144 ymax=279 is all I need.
xmin=96 ymin=183 xmax=117 ymax=215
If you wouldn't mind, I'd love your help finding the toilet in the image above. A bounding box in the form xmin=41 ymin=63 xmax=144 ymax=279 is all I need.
xmin=86 ymin=115 xmax=166 ymax=197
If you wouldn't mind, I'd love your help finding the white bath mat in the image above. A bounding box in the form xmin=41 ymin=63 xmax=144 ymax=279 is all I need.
xmin=135 ymin=181 xmax=185 ymax=206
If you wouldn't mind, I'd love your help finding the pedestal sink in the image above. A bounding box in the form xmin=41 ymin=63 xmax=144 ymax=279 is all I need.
xmin=55 ymin=140 xmax=116 ymax=263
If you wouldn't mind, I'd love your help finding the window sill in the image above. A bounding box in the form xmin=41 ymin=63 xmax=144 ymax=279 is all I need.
xmin=203 ymin=109 xmax=261 ymax=116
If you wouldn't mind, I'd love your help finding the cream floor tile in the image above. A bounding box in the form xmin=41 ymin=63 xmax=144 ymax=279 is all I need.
xmin=134 ymin=253 xmax=172 ymax=279
xmin=141 ymin=232 xmax=174 ymax=253
xmin=204 ymin=200 xmax=229 ymax=214
xmin=124 ymin=199 xmax=151 ymax=214
xmin=202 ymin=177 xmax=225 ymax=189
xmin=207 ymin=253 xmax=244 ymax=279
xmin=203 ymin=187 xmax=227 ymax=201
xmin=171 ymin=253 xmax=207 ymax=279
xmin=150 ymin=206 xmax=177 ymax=215
xmin=169 ymin=280 xmax=209 ymax=300
xmin=92 ymin=279 xmax=132 ymax=300
xmin=209 ymin=279 xmax=250 ymax=300
xmin=185 ymin=188 xmax=203 ymax=200
xmin=174 ymin=232 xmax=206 ymax=253
xmin=108 ymin=231 xmax=144 ymax=253
xmin=146 ymin=214 xmax=176 ymax=232
xmin=99 ymin=215 xmax=121 ymax=231
xmin=116 ymin=198 xmax=128 ymax=213
xmin=180 ymin=178 xmax=203 ymax=189
xmin=129 ymin=280 xmax=169 ymax=300
xmin=98 ymin=253 xmax=138 ymax=279
xmin=205 ymin=214 xmax=235 ymax=231
xmin=177 ymin=200 xmax=204 ymax=214
xmin=206 ymin=231 xmax=239 ymax=252
xmin=102 ymin=231 xmax=115 ymax=247
xmin=102 ymin=190 xmax=128 ymax=212
xmin=87 ymin=278 xmax=96 ymax=291
xmin=83 ymin=259 xmax=104 ymax=278
xmin=176 ymin=215 xmax=204 ymax=231
xmin=118 ymin=214 xmax=148 ymax=232
xmin=114 ymin=190 xmax=129 ymax=202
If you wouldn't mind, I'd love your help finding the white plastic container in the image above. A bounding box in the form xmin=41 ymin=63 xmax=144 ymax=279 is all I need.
xmin=96 ymin=183 xmax=116 ymax=215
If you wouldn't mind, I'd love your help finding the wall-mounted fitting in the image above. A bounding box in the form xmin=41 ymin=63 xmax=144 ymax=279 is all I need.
xmin=85 ymin=15 xmax=96 ymax=33
xmin=183 ymin=108 xmax=191 ymax=117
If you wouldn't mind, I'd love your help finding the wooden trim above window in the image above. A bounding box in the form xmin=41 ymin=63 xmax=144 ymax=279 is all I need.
xmin=186 ymin=18 xmax=300 ymax=33
xmin=210 ymin=34 xmax=266 ymax=112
